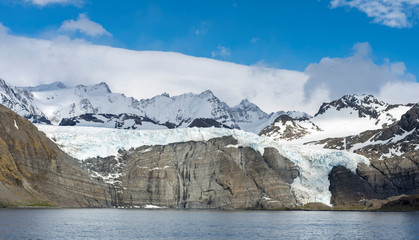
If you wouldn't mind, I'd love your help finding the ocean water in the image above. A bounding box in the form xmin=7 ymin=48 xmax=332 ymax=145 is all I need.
xmin=0 ymin=209 xmax=418 ymax=240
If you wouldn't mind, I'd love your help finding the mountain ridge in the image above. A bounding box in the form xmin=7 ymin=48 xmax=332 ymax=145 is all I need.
xmin=1 ymin=79 xmax=307 ymax=133
xmin=260 ymin=94 xmax=414 ymax=142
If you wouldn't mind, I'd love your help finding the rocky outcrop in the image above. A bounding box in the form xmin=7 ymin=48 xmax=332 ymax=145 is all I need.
xmin=188 ymin=118 xmax=232 ymax=129
xmin=86 ymin=136 xmax=299 ymax=209
xmin=0 ymin=104 xmax=111 ymax=207
xmin=329 ymin=153 xmax=419 ymax=207
xmin=379 ymin=195 xmax=419 ymax=211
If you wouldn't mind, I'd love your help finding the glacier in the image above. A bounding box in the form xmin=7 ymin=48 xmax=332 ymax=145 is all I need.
xmin=37 ymin=125 xmax=369 ymax=206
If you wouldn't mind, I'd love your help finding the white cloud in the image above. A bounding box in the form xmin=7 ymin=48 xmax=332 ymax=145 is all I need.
xmin=24 ymin=0 xmax=83 ymax=7
xmin=0 ymin=23 xmax=9 ymax=35
xmin=59 ymin=14 xmax=112 ymax=37
xmin=0 ymin=32 xmax=310 ymax=113
xmin=211 ymin=46 xmax=231 ymax=58
xmin=304 ymin=42 xmax=418 ymax=105
xmin=331 ymin=0 xmax=419 ymax=28
xmin=378 ymin=81 xmax=419 ymax=104
xmin=0 ymin=30 xmax=416 ymax=115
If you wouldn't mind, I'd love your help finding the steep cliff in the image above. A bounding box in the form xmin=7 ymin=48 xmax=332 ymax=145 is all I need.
xmin=86 ymin=137 xmax=300 ymax=209
xmin=0 ymin=104 xmax=111 ymax=207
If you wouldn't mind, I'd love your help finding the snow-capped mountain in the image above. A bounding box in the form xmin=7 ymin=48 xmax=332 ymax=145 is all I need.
xmin=309 ymin=103 xmax=419 ymax=160
xmin=0 ymin=78 xmax=49 ymax=124
xmin=229 ymin=99 xmax=310 ymax=133
xmin=314 ymin=94 xmax=409 ymax=128
xmin=259 ymin=115 xmax=321 ymax=141
xmin=30 ymin=82 xmax=145 ymax=124
xmin=137 ymin=90 xmax=238 ymax=128
xmin=1 ymin=79 xmax=306 ymax=133
xmin=260 ymin=94 xmax=413 ymax=143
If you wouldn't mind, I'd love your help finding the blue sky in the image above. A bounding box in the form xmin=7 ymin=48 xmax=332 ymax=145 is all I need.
xmin=0 ymin=0 xmax=417 ymax=113
xmin=1 ymin=0 xmax=418 ymax=74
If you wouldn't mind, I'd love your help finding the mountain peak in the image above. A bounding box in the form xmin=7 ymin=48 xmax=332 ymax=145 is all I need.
xmin=234 ymin=98 xmax=259 ymax=109
xmin=76 ymin=82 xmax=112 ymax=93
xmin=160 ymin=92 xmax=170 ymax=98
xmin=239 ymin=98 xmax=252 ymax=106
xmin=315 ymin=94 xmax=387 ymax=118
xmin=341 ymin=94 xmax=384 ymax=106
xmin=23 ymin=81 xmax=67 ymax=92
xmin=199 ymin=89 xmax=215 ymax=98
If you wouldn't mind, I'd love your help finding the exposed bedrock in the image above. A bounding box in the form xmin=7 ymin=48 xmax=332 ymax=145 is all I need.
xmin=0 ymin=104 xmax=111 ymax=207
xmin=115 ymin=137 xmax=299 ymax=209
xmin=329 ymin=153 xmax=419 ymax=207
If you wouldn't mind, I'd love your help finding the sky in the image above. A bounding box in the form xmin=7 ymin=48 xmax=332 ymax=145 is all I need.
xmin=0 ymin=0 xmax=418 ymax=114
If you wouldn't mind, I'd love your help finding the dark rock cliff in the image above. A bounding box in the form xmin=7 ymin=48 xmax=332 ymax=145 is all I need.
xmin=89 ymin=137 xmax=299 ymax=209
xmin=0 ymin=104 xmax=111 ymax=207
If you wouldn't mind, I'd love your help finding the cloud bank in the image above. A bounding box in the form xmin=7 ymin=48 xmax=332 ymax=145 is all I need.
xmin=331 ymin=0 xmax=419 ymax=28
xmin=304 ymin=42 xmax=417 ymax=106
xmin=0 ymin=27 xmax=417 ymax=114
xmin=59 ymin=14 xmax=111 ymax=37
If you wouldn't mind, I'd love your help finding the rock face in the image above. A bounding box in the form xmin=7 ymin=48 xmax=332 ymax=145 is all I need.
xmin=327 ymin=105 xmax=419 ymax=207
xmin=188 ymin=118 xmax=232 ymax=129
xmin=88 ymin=136 xmax=299 ymax=209
xmin=329 ymin=155 xmax=419 ymax=207
xmin=0 ymin=104 xmax=111 ymax=207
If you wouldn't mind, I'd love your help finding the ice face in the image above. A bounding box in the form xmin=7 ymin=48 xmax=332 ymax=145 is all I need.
xmin=37 ymin=125 xmax=369 ymax=206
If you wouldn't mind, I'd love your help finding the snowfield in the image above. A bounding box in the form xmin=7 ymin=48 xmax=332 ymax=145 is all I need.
xmin=37 ymin=125 xmax=369 ymax=206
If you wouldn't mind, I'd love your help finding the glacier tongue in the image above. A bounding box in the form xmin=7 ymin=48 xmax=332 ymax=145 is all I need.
xmin=37 ymin=125 xmax=369 ymax=206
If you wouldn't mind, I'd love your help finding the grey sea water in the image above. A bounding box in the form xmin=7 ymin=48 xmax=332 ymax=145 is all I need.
xmin=0 ymin=209 xmax=418 ymax=239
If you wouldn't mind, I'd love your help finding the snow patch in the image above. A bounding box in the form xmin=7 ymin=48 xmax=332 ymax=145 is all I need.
xmin=14 ymin=120 xmax=18 ymax=129
xmin=144 ymin=205 xmax=165 ymax=209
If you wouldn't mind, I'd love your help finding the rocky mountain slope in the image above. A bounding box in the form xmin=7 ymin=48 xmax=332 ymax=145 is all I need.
xmin=0 ymin=79 xmax=49 ymax=124
xmin=0 ymin=104 xmax=111 ymax=207
xmin=260 ymin=94 xmax=413 ymax=142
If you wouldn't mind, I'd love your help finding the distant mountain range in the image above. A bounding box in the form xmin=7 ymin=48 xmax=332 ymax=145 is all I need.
xmin=0 ymin=78 xmax=416 ymax=140
xmin=1 ymin=79 xmax=307 ymax=133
